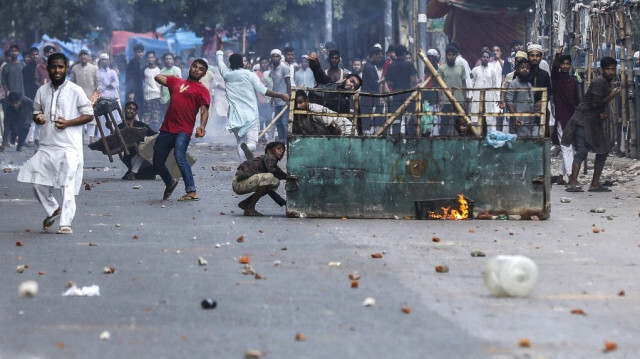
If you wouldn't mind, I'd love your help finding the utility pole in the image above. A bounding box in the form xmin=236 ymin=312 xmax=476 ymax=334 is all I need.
xmin=418 ymin=0 xmax=428 ymax=79
xmin=325 ymin=0 xmax=333 ymax=43
xmin=385 ymin=0 xmax=392 ymax=54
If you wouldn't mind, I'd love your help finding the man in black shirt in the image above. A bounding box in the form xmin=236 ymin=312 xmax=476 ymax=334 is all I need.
xmin=385 ymin=45 xmax=418 ymax=136
xmin=232 ymin=142 xmax=287 ymax=216
xmin=526 ymin=44 xmax=552 ymax=136
xmin=125 ymin=44 xmax=146 ymax=116
xmin=360 ymin=46 xmax=384 ymax=134
xmin=0 ymin=92 xmax=32 ymax=151
xmin=117 ymin=101 xmax=157 ymax=180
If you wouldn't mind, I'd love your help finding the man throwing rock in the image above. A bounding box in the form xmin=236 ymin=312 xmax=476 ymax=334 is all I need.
xmin=153 ymin=59 xmax=210 ymax=201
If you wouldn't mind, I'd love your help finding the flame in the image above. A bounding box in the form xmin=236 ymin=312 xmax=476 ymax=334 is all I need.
xmin=428 ymin=194 xmax=470 ymax=220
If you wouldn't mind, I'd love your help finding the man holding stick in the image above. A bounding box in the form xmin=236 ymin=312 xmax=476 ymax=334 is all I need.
xmin=215 ymin=35 xmax=289 ymax=161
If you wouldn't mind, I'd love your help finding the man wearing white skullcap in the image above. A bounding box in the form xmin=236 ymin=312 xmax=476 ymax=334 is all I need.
xmin=526 ymin=43 xmax=551 ymax=136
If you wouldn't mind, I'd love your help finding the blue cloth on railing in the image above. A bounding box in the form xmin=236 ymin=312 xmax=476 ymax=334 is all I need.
xmin=485 ymin=130 xmax=518 ymax=149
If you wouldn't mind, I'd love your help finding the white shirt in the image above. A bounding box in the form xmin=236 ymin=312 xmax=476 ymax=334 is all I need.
xmin=17 ymin=81 xmax=93 ymax=193
xmin=295 ymin=67 xmax=315 ymax=88
xmin=216 ymin=50 xmax=268 ymax=137
xmin=143 ymin=66 xmax=162 ymax=100
xmin=308 ymin=103 xmax=352 ymax=134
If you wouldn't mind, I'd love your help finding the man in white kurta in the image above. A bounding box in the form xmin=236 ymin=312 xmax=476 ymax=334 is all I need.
xmin=17 ymin=53 xmax=94 ymax=234
xmin=215 ymin=38 xmax=290 ymax=161
xmin=470 ymin=51 xmax=500 ymax=131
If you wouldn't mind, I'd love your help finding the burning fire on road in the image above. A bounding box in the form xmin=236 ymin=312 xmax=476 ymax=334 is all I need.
xmin=415 ymin=194 xmax=473 ymax=220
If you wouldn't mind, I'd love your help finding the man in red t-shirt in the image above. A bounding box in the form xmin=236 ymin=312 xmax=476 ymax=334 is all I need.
xmin=153 ymin=59 xmax=211 ymax=201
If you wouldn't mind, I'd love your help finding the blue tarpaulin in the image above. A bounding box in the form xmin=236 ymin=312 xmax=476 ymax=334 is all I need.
xmin=124 ymin=30 xmax=203 ymax=61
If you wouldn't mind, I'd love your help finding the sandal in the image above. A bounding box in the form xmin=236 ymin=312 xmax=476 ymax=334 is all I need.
xmin=163 ymin=179 xmax=178 ymax=200
xmin=565 ymin=186 xmax=584 ymax=192
xmin=178 ymin=193 xmax=200 ymax=201
xmin=588 ymin=186 xmax=612 ymax=192
xmin=42 ymin=207 xmax=62 ymax=231
xmin=57 ymin=226 xmax=73 ymax=234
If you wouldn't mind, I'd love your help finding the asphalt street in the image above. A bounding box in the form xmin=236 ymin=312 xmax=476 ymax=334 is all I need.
xmin=1 ymin=132 xmax=640 ymax=359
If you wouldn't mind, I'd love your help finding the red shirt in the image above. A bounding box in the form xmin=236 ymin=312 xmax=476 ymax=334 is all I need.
xmin=159 ymin=76 xmax=210 ymax=135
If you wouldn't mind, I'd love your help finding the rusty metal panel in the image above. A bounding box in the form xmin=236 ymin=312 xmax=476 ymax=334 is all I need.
xmin=285 ymin=136 xmax=550 ymax=219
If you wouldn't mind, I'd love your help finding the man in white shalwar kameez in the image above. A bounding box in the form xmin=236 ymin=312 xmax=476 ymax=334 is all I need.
xmin=470 ymin=50 xmax=500 ymax=132
xmin=215 ymin=36 xmax=290 ymax=161
xmin=17 ymin=53 xmax=94 ymax=234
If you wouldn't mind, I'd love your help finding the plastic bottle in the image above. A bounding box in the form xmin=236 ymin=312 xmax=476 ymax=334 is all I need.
xmin=483 ymin=255 xmax=538 ymax=297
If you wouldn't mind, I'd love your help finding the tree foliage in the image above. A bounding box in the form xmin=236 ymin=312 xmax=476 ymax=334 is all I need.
xmin=0 ymin=0 xmax=389 ymax=56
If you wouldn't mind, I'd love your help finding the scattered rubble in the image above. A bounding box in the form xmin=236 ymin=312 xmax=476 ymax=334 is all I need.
xmin=16 ymin=264 xmax=28 ymax=273
xmin=603 ymin=341 xmax=618 ymax=353
xmin=518 ymin=338 xmax=531 ymax=348
xmin=99 ymin=331 xmax=111 ymax=340
xmin=590 ymin=208 xmax=606 ymax=213
xmin=103 ymin=267 xmax=115 ymax=274
xmin=560 ymin=197 xmax=572 ymax=203
xmin=201 ymin=299 xmax=217 ymax=309
xmin=244 ymin=349 xmax=262 ymax=358
xmin=362 ymin=297 xmax=375 ymax=307
xmin=212 ymin=165 xmax=232 ymax=171
xmin=62 ymin=284 xmax=100 ymax=297
xmin=242 ymin=264 xmax=255 ymax=275
xmin=198 ymin=257 xmax=208 ymax=266
xmin=18 ymin=281 xmax=38 ymax=298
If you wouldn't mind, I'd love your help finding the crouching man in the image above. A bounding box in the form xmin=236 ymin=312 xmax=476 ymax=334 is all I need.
xmin=118 ymin=101 xmax=157 ymax=180
xmin=232 ymin=142 xmax=287 ymax=216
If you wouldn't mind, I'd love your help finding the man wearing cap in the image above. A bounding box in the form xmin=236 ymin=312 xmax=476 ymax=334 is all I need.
xmin=70 ymin=50 xmax=99 ymax=142
xmin=0 ymin=92 xmax=32 ymax=151
xmin=499 ymin=50 xmax=529 ymax=133
xmin=526 ymin=44 xmax=552 ymax=136
xmin=96 ymin=53 xmax=120 ymax=138
xmin=294 ymin=55 xmax=315 ymax=88
xmin=269 ymin=48 xmax=291 ymax=142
